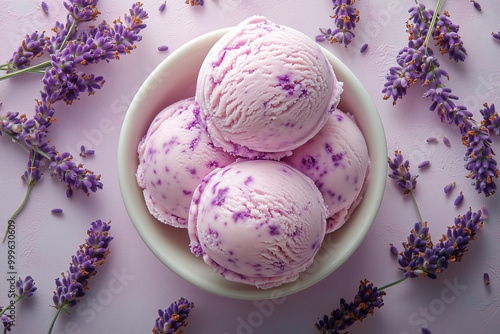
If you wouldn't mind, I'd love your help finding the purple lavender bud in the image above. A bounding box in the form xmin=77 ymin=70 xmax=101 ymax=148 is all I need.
xmin=493 ymin=32 xmax=500 ymax=40
xmin=443 ymin=136 xmax=451 ymax=147
xmin=418 ymin=161 xmax=430 ymax=169
xmin=484 ymin=272 xmax=490 ymax=285
xmin=51 ymin=208 xmax=63 ymax=214
xmin=157 ymin=45 xmax=169 ymax=51
xmin=159 ymin=1 xmax=166 ymax=12
xmin=360 ymin=43 xmax=368 ymax=53
xmin=42 ymin=2 xmax=49 ymax=14
xmin=482 ymin=206 xmax=489 ymax=218
xmin=1 ymin=314 xmax=11 ymax=332
xmin=15 ymin=276 xmax=37 ymax=298
xmin=390 ymin=244 xmax=398 ymax=256
xmin=315 ymin=34 xmax=327 ymax=42
xmin=444 ymin=182 xmax=456 ymax=194
xmin=471 ymin=1 xmax=481 ymax=11
xmin=421 ymin=328 xmax=432 ymax=334
xmin=454 ymin=192 xmax=464 ymax=206
xmin=426 ymin=137 xmax=438 ymax=143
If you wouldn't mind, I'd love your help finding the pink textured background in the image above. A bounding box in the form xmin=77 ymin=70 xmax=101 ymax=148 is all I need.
xmin=0 ymin=0 xmax=499 ymax=333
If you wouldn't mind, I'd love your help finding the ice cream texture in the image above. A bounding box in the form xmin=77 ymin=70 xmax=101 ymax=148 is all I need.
xmin=188 ymin=159 xmax=328 ymax=289
xmin=136 ymin=97 xmax=236 ymax=227
xmin=196 ymin=16 xmax=343 ymax=159
xmin=284 ymin=109 xmax=369 ymax=233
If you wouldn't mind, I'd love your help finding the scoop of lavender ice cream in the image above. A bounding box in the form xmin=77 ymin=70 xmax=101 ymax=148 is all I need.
xmin=283 ymin=109 xmax=370 ymax=233
xmin=188 ymin=159 xmax=328 ymax=289
xmin=136 ymin=97 xmax=236 ymax=227
xmin=196 ymin=16 xmax=343 ymax=159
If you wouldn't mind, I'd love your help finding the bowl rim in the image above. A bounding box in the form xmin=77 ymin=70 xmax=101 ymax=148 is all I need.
xmin=117 ymin=27 xmax=387 ymax=300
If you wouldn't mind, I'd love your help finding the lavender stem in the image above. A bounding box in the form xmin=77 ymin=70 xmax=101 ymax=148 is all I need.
xmin=378 ymin=276 xmax=409 ymax=291
xmin=57 ymin=20 xmax=77 ymax=53
xmin=47 ymin=308 xmax=62 ymax=334
xmin=424 ymin=0 xmax=444 ymax=55
xmin=0 ymin=60 xmax=51 ymax=81
xmin=410 ymin=190 xmax=423 ymax=223
xmin=2 ymin=155 xmax=36 ymax=242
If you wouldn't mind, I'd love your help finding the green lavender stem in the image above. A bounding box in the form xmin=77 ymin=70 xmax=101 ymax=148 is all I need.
xmin=424 ymin=0 xmax=444 ymax=55
xmin=47 ymin=307 xmax=63 ymax=334
xmin=379 ymin=276 xmax=409 ymax=291
xmin=0 ymin=60 xmax=51 ymax=81
xmin=410 ymin=190 xmax=423 ymax=223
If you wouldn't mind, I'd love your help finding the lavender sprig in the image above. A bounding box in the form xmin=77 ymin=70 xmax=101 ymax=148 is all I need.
xmin=0 ymin=276 xmax=37 ymax=331
xmin=48 ymin=220 xmax=113 ymax=334
xmin=461 ymin=116 xmax=499 ymax=196
xmin=153 ymin=298 xmax=195 ymax=334
xmin=388 ymin=150 xmax=418 ymax=194
xmin=0 ymin=2 xmax=148 ymax=236
xmin=383 ymin=1 xmax=499 ymax=197
xmin=398 ymin=209 xmax=484 ymax=279
xmin=4 ymin=31 xmax=47 ymax=72
xmin=314 ymin=279 xmax=386 ymax=334
xmin=316 ymin=0 xmax=359 ymax=46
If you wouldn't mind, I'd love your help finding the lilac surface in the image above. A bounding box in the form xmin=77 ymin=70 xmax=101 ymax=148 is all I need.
xmin=0 ymin=1 xmax=500 ymax=333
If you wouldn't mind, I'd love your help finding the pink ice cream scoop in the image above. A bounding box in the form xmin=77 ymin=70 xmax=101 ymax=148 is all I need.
xmin=283 ymin=109 xmax=370 ymax=233
xmin=136 ymin=97 xmax=236 ymax=228
xmin=196 ymin=16 xmax=343 ymax=159
xmin=188 ymin=159 xmax=328 ymax=289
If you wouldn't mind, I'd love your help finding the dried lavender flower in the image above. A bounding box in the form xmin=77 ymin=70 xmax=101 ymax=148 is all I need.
xmin=471 ymin=1 xmax=481 ymax=11
xmin=390 ymin=244 xmax=398 ymax=256
xmin=484 ymin=272 xmax=490 ymax=285
xmin=49 ymin=220 xmax=113 ymax=334
xmin=360 ymin=43 xmax=368 ymax=53
xmin=51 ymin=208 xmax=63 ymax=214
xmin=421 ymin=328 xmax=432 ymax=334
xmin=481 ymin=206 xmax=489 ymax=218
xmin=314 ymin=279 xmax=385 ymax=334
xmin=388 ymin=151 xmax=418 ymax=194
xmin=159 ymin=1 xmax=166 ymax=12
xmin=444 ymin=182 xmax=456 ymax=194
xmin=79 ymin=145 xmax=95 ymax=158
xmin=443 ymin=136 xmax=451 ymax=147
xmin=16 ymin=276 xmax=37 ymax=299
xmin=418 ymin=161 xmax=430 ymax=169
xmin=158 ymin=45 xmax=169 ymax=51
xmin=317 ymin=0 xmax=360 ymax=47
xmin=454 ymin=191 xmax=464 ymax=206
xmin=493 ymin=32 xmax=500 ymax=41
xmin=42 ymin=2 xmax=49 ymax=14
xmin=426 ymin=137 xmax=438 ymax=143
xmin=153 ymin=298 xmax=195 ymax=334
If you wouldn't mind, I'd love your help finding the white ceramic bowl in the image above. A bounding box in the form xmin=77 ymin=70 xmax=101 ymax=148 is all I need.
xmin=118 ymin=28 xmax=387 ymax=300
